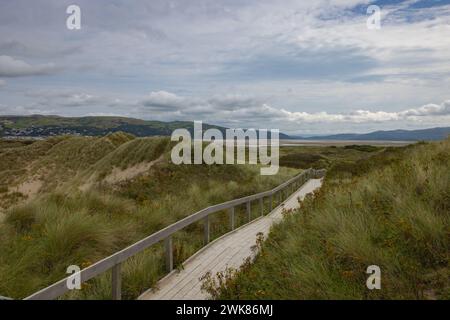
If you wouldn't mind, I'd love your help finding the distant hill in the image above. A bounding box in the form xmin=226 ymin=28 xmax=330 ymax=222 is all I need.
xmin=0 ymin=115 xmax=289 ymax=139
xmin=294 ymin=127 xmax=450 ymax=141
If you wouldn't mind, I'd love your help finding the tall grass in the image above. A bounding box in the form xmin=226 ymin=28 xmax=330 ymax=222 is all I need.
xmin=206 ymin=139 xmax=450 ymax=300
xmin=0 ymin=133 xmax=386 ymax=299
xmin=0 ymin=147 xmax=299 ymax=299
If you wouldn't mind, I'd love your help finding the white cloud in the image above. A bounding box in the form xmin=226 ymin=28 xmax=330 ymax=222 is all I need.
xmin=274 ymin=100 xmax=450 ymax=124
xmin=26 ymin=90 xmax=126 ymax=108
xmin=139 ymin=91 xmax=261 ymax=115
xmin=137 ymin=91 xmax=450 ymax=128
xmin=0 ymin=55 xmax=58 ymax=77
xmin=141 ymin=91 xmax=187 ymax=111
xmin=0 ymin=104 xmax=55 ymax=116
xmin=401 ymin=101 xmax=450 ymax=117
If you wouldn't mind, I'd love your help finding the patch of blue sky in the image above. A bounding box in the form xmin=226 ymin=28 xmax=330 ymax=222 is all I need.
xmin=349 ymin=0 xmax=450 ymax=15
xmin=348 ymin=0 xmax=450 ymax=24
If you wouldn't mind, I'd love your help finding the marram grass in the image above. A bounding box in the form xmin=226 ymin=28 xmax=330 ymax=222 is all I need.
xmin=0 ymin=134 xmax=299 ymax=299
xmin=204 ymin=138 xmax=450 ymax=300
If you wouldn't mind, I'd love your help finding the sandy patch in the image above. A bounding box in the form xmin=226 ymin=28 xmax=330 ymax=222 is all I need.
xmin=11 ymin=177 xmax=43 ymax=199
xmin=78 ymin=176 xmax=95 ymax=192
xmin=104 ymin=156 xmax=163 ymax=184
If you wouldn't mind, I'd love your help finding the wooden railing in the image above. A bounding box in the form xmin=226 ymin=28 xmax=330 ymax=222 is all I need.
xmin=24 ymin=168 xmax=325 ymax=300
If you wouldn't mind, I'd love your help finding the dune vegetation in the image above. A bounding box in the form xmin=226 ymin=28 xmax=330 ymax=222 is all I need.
xmin=0 ymin=132 xmax=410 ymax=300
xmin=0 ymin=133 xmax=303 ymax=299
xmin=202 ymin=138 xmax=450 ymax=300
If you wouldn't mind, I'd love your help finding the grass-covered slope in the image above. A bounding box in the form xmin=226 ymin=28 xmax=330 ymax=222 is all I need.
xmin=0 ymin=115 xmax=230 ymax=138
xmin=0 ymin=115 xmax=205 ymax=136
xmin=0 ymin=133 xmax=299 ymax=299
xmin=206 ymin=139 xmax=450 ymax=300
xmin=0 ymin=132 xmax=137 ymax=207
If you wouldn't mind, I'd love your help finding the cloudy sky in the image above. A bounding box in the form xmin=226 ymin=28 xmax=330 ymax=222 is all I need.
xmin=0 ymin=0 xmax=450 ymax=134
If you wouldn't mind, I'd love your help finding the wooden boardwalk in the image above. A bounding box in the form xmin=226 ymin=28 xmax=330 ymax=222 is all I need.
xmin=139 ymin=178 xmax=323 ymax=300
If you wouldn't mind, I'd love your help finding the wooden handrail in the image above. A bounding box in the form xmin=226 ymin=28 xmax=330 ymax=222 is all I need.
xmin=24 ymin=168 xmax=325 ymax=300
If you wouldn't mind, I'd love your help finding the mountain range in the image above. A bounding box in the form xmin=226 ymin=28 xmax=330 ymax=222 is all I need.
xmin=295 ymin=127 xmax=450 ymax=141
xmin=0 ymin=115 xmax=448 ymax=141
xmin=0 ymin=115 xmax=289 ymax=139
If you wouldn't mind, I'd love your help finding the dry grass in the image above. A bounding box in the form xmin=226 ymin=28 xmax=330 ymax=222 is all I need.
xmin=205 ymin=139 xmax=450 ymax=300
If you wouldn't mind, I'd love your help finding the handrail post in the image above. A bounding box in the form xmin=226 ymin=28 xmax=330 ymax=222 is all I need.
xmin=259 ymin=197 xmax=264 ymax=216
xmin=112 ymin=263 xmax=122 ymax=300
xmin=165 ymin=236 xmax=173 ymax=273
xmin=229 ymin=207 xmax=235 ymax=230
xmin=246 ymin=201 xmax=251 ymax=222
xmin=204 ymin=216 xmax=210 ymax=244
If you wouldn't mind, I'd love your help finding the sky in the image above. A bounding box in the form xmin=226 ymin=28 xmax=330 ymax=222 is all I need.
xmin=0 ymin=0 xmax=450 ymax=134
